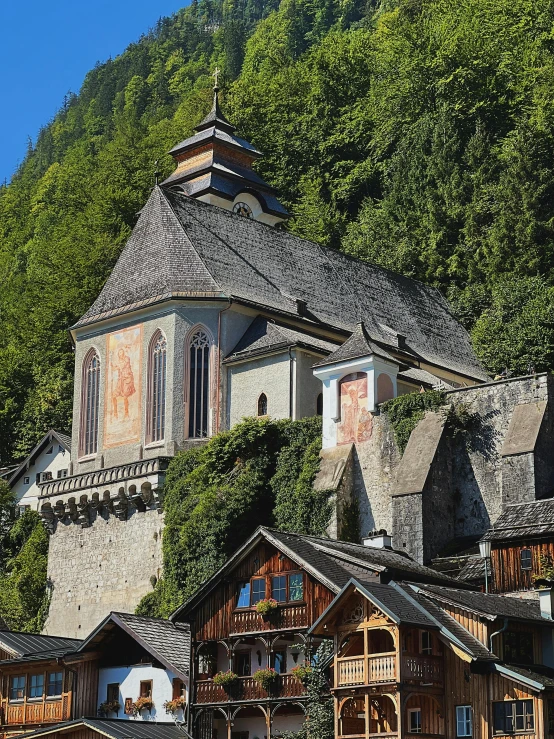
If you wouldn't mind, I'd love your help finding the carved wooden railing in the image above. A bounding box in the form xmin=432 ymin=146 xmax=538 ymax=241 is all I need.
xmin=336 ymin=653 xmax=397 ymax=686
xmin=231 ymin=605 xmax=308 ymax=634
xmin=402 ymin=655 xmax=443 ymax=684
xmin=195 ymin=674 xmax=307 ymax=704
xmin=2 ymin=700 xmax=64 ymax=725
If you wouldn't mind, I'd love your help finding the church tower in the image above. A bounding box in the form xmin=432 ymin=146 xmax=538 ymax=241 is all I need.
xmin=162 ymin=72 xmax=289 ymax=226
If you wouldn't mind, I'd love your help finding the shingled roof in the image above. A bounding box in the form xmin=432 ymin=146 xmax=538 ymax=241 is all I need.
xmin=75 ymin=188 xmax=488 ymax=382
xmin=312 ymin=321 xmax=394 ymax=367
xmin=77 ymin=612 xmax=190 ymax=680
xmin=481 ymin=498 xmax=554 ymax=541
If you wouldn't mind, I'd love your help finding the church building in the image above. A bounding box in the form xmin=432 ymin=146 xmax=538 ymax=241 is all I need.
xmin=37 ymin=82 xmax=489 ymax=638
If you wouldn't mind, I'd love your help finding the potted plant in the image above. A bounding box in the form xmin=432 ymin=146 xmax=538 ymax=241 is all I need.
xmin=132 ymin=696 xmax=154 ymax=716
xmin=163 ymin=696 xmax=187 ymax=715
xmin=255 ymin=598 xmax=279 ymax=619
xmin=252 ymin=668 xmax=279 ymax=693
xmin=98 ymin=700 xmax=121 ymax=717
xmin=291 ymin=664 xmax=312 ymax=684
xmin=213 ymin=670 xmax=240 ymax=694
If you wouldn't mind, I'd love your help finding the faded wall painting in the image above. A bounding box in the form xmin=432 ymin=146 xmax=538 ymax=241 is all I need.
xmin=104 ymin=326 xmax=142 ymax=448
xmin=337 ymin=372 xmax=373 ymax=445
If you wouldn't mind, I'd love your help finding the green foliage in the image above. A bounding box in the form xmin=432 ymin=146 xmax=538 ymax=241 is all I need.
xmin=381 ymin=391 xmax=446 ymax=454
xmin=0 ymin=511 xmax=50 ymax=631
xmin=137 ymin=416 xmax=329 ymax=618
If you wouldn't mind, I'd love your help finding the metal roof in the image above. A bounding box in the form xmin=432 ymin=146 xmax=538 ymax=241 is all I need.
xmin=19 ymin=718 xmax=186 ymax=739
xmin=0 ymin=631 xmax=81 ymax=658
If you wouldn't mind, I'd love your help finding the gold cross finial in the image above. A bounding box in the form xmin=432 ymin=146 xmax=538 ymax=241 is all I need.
xmin=212 ymin=67 xmax=221 ymax=89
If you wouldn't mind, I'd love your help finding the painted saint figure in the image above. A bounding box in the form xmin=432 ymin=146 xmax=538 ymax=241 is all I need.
xmin=111 ymin=347 xmax=136 ymax=419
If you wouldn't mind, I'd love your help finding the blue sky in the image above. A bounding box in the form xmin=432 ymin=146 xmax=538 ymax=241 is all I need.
xmin=0 ymin=0 xmax=187 ymax=184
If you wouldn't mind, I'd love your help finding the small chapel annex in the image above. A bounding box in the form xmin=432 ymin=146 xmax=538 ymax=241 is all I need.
xmin=37 ymin=82 xmax=489 ymax=638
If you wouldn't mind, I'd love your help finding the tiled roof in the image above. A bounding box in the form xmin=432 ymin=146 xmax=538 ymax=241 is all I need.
xmin=312 ymin=322 xmax=394 ymax=368
xmin=357 ymin=580 xmax=437 ymax=628
xmin=78 ymin=612 xmax=190 ymax=680
xmin=0 ymin=632 xmax=81 ymax=658
xmin=225 ymin=316 xmax=338 ymax=362
xmin=497 ymin=663 xmax=554 ymax=689
xmin=481 ymin=498 xmax=554 ymax=541
xmin=416 ymin=584 xmax=548 ymax=623
xmin=75 ymin=188 xmax=488 ymax=383
xmin=397 ymin=367 xmax=454 ymax=390
xmin=20 ymin=718 xmax=185 ymax=739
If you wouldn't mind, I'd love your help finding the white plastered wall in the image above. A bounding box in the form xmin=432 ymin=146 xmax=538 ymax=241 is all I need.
xmin=11 ymin=445 xmax=71 ymax=510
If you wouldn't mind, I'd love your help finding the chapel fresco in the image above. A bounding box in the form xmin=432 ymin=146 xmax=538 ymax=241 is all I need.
xmin=104 ymin=326 xmax=142 ymax=448
xmin=337 ymin=372 xmax=373 ymax=445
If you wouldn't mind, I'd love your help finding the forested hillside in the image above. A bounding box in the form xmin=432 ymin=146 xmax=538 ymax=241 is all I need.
xmin=2 ymin=0 xmax=554 ymax=465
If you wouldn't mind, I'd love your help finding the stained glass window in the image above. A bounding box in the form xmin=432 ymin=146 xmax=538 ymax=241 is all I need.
xmin=189 ymin=329 xmax=210 ymax=438
xmin=149 ymin=333 xmax=167 ymax=442
xmin=258 ymin=393 xmax=268 ymax=416
xmin=82 ymin=351 xmax=100 ymax=456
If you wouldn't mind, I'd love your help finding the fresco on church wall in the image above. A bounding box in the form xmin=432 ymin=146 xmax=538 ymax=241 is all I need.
xmin=104 ymin=326 xmax=142 ymax=448
xmin=337 ymin=372 xmax=373 ymax=445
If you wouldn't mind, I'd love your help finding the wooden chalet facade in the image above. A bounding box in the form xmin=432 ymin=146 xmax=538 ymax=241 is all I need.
xmin=480 ymin=500 xmax=554 ymax=594
xmin=311 ymin=579 xmax=554 ymax=739
xmin=170 ymin=527 xmax=465 ymax=739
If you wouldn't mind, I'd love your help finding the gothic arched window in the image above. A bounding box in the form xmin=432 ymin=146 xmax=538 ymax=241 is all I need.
xmin=81 ymin=350 xmax=100 ymax=456
xmin=316 ymin=392 xmax=323 ymax=416
xmin=148 ymin=331 xmax=167 ymax=443
xmin=188 ymin=328 xmax=211 ymax=438
xmin=257 ymin=393 xmax=268 ymax=416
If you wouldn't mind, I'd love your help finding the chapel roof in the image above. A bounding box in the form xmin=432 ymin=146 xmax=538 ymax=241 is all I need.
xmin=75 ymin=187 xmax=488 ymax=383
xmin=312 ymin=321 xmax=395 ymax=367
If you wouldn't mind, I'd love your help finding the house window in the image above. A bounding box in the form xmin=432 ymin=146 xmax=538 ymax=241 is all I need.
xmin=17 ymin=505 xmax=30 ymax=518
xmin=289 ymin=573 xmax=303 ymax=601
xmin=140 ymin=680 xmax=152 ymax=699
xmin=235 ymin=652 xmax=251 ymax=676
xmin=24 ymin=476 xmax=30 ymax=485
xmin=41 ymin=471 xmax=53 ymax=482
xmin=58 ymin=445 xmax=64 ymax=454
xmin=47 ymin=672 xmax=63 ymax=697
xmin=172 ymin=679 xmax=186 ymax=700
xmin=188 ymin=329 xmax=211 ymax=438
xmin=251 ymin=578 xmax=266 ymax=605
xmin=46 ymin=446 xmax=53 ymax=455
xmin=35 ymin=473 xmax=41 ymax=485
xmin=148 ymin=332 xmax=167 ymax=443
xmin=520 ymin=549 xmax=532 ymax=571
xmin=503 ymin=631 xmax=533 ymax=665
xmin=273 ymin=650 xmax=286 ymax=674
xmin=107 ymin=683 xmax=119 ymax=702
xmin=272 ymin=575 xmax=287 ymax=602
xmin=10 ymin=675 xmax=25 ymax=701
xmin=237 ymin=582 xmax=251 ymax=608
xmin=408 ymin=708 xmax=422 ymax=734
xmin=493 ymin=700 xmax=534 ymax=734
xmin=257 ymin=393 xmax=268 ymax=416
xmin=57 ymin=469 xmax=68 ymax=479
xmin=456 ymin=706 xmax=473 ymax=737
xmin=420 ymin=631 xmax=432 ymax=655
xmin=316 ymin=393 xmax=323 ymax=416
xmin=29 ymin=674 xmax=44 ymax=699
xmin=81 ymin=350 xmax=100 ymax=456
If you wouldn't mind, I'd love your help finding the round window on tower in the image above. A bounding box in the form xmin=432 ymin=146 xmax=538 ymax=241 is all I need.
xmin=233 ymin=201 xmax=254 ymax=218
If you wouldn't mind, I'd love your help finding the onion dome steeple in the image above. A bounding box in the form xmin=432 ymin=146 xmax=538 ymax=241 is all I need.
xmin=161 ymin=69 xmax=289 ymax=226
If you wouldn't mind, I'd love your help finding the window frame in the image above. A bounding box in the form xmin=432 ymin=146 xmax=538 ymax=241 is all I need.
xmin=10 ymin=675 xmax=26 ymax=702
xmin=140 ymin=680 xmax=153 ymax=699
xmin=420 ymin=631 xmax=433 ymax=656
xmin=235 ymin=651 xmax=251 ymax=677
xmin=251 ymin=577 xmax=266 ymax=605
xmin=186 ymin=326 xmax=212 ymax=440
xmin=29 ymin=673 xmax=45 ymax=700
xmin=456 ymin=705 xmax=473 ymax=738
xmin=79 ymin=348 xmax=101 ymax=458
xmin=257 ymin=393 xmax=268 ymax=417
xmin=235 ymin=572 xmax=305 ymax=610
xmin=408 ymin=708 xmax=422 ymax=734
xmin=146 ymin=330 xmax=168 ymax=445
xmin=107 ymin=683 xmax=120 ymax=703
xmin=493 ymin=699 xmax=534 ymax=735
xmin=503 ymin=631 xmax=534 ymax=665
xmin=273 ymin=649 xmax=287 ymax=675
xmin=520 ymin=549 xmax=532 ymax=571
xmin=46 ymin=671 xmax=63 ymax=698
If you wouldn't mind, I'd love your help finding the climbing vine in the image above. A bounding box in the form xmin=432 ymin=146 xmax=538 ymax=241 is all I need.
xmin=381 ymin=391 xmax=446 ymax=454
xmin=137 ymin=416 xmax=339 ymax=618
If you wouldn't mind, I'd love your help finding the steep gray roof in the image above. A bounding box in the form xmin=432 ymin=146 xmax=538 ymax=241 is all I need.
xmin=9 ymin=429 xmax=72 ymax=487
xmin=77 ymin=612 xmax=190 ymax=680
xmin=0 ymin=631 xmax=81 ymax=658
xmin=75 ymin=188 xmax=488 ymax=382
xmin=312 ymin=321 xmax=394 ymax=367
xmin=417 ymin=584 xmax=549 ymax=623
xmin=225 ymin=316 xmax=338 ymax=362
xmin=20 ymin=718 xmax=185 ymax=739
xmin=482 ymin=499 xmax=554 ymax=541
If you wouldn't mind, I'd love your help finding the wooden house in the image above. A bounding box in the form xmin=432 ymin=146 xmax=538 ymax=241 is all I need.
xmin=480 ymin=500 xmax=554 ymax=594
xmin=169 ymin=527 xmax=466 ymax=739
xmin=310 ymin=578 xmax=554 ymax=739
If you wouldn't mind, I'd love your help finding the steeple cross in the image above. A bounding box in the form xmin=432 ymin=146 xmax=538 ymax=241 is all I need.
xmin=212 ymin=66 xmax=221 ymax=89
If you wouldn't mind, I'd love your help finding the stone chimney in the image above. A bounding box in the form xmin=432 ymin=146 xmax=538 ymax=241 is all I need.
xmin=363 ymin=529 xmax=393 ymax=550
xmin=539 ymin=588 xmax=554 ymax=620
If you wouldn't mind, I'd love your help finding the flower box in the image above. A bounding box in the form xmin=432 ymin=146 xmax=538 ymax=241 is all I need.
xmin=213 ymin=670 xmax=240 ymax=693
xmin=132 ymin=697 xmax=154 ymax=716
xmin=252 ymin=668 xmax=279 ymax=692
xmin=255 ymin=598 xmax=279 ymax=618
xmin=163 ymin=696 xmax=187 ymax=715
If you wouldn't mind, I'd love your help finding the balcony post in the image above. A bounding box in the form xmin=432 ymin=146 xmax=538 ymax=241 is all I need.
xmin=226 ymin=717 xmax=232 ymax=739
xmin=364 ymin=693 xmax=370 ymax=739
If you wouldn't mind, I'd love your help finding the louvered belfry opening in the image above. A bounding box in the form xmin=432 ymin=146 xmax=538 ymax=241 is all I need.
xmin=189 ymin=329 xmax=210 ymax=438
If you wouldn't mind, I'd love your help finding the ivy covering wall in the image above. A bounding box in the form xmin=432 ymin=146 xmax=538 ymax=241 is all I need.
xmin=136 ymin=416 xmax=339 ymax=618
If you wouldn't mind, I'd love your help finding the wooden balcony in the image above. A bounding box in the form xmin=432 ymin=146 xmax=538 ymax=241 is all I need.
xmin=336 ymin=653 xmax=397 ymax=687
xmin=402 ymin=655 xmax=443 ymax=685
xmin=2 ymin=699 xmax=64 ymax=726
xmin=231 ymin=605 xmax=308 ymax=635
xmin=195 ymin=674 xmax=307 ymax=704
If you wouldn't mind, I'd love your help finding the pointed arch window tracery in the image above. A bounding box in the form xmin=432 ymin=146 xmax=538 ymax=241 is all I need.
xmin=81 ymin=350 xmax=100 ymax=457
xmin=188 ymin=328 xmax=211 ymax=438
xmin=148 ymin=331 xmax=167 ymax=444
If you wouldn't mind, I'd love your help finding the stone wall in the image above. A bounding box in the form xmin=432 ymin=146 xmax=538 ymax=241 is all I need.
xmin=43 ymin=507 xmax=163 ymax=638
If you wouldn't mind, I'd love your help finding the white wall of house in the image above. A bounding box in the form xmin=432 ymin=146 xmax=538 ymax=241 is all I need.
xmin=11 ymin=444 xmax=71 ymax=510
xmin=97 ymin=663 xmax=186 ymax=722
